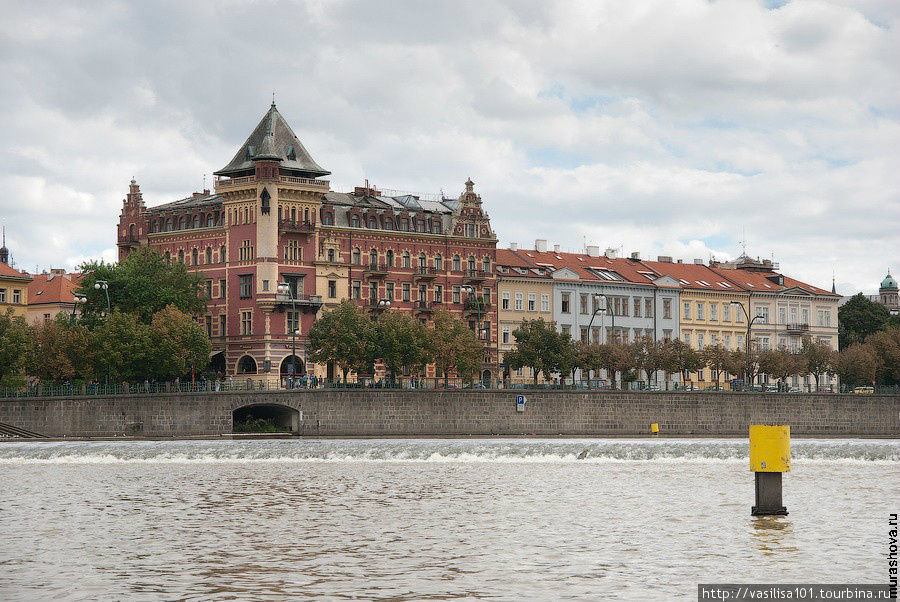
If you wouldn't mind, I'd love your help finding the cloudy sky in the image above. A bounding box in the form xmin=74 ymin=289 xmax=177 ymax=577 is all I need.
xmin=1 ymin=0 xmax=898 ymax=294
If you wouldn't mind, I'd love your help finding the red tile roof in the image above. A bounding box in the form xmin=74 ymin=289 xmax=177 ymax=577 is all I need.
xmin=504 ymin=249 xmax=660 ymax=286
xmin=0 ymin=262 xmax=32 ymax=280
xmin=638 ymin=260 xmax=740 ymax=292
xmin=26 ymin=272 xmax=81 ymax=305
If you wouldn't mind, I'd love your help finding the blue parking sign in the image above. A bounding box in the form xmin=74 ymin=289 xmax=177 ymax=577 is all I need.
xmin=516 ymin=395 xmax=526 ymax=412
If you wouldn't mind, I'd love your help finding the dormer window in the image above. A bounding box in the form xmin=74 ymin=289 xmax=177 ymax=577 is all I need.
xmin=285 ymin=145 xmax=296 ymax=161
xmin=350 ymin=215 xmax=360 ymax=228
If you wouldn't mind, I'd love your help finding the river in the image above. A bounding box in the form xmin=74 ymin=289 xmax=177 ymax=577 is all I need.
xmin=1 ymin=438 xmax=896 ymax=600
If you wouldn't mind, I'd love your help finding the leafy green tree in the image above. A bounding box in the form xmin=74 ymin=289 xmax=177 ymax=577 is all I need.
xmin=27 ymin=318 xmax=96 ymax=382
xmin=759 ymin=347 xmax=806 ymax=389
xmin=864 ymin=327 xmax=900 ymax=385
xmin=93 ymin=310 xmax=156 ymax=382
xmin=307 ymin=301 xmax=375 ymax=382
xmin=149 ymin=305 xmax=211 ymax=380
xmin=430 ymin=308 xmax=483 ymax=385
xmin=504 ymin=319 xmax=570 ymax=384
xmin=632 ymin=336 xmax=677 ymax=386
xmin=671 ymin=339 xmax=703 ymax=386
xmin=374 ymin=310 xmax=432 ymax=384
xmin=800 ymin=337 xmax=836 ymax=389
xmin=78 ymin=247 xmax=207 ymax=326
xmin=838 ymin=293 xmax=890 ymax=350
xmin=701 ymin=344 xmax=733 ymax=389
xmin=0 ymin=310 xmax=30 ymax=387
xmin=597 ymin=342 xmax=635 ymax=389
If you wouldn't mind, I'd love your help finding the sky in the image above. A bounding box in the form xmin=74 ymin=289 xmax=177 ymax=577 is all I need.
xmin=1 ymin=0 xmax=898 ymax=295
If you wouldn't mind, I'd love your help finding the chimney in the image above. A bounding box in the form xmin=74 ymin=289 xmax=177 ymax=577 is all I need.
xmin=586 ymin=245 xmax=600 ymax=257
xmin=677 ymin=259 xmax=683 ymax=263
xmin=535 ymin=239 xmax=548 ymax=253
xmin=553 ymin=244 xmax=560 ymax=253
xmin=509 ymin=242 xmax=518 ymax=251
xmin=630 ymin=251 xmax=641 ymax=260
xmin=693 ymin=258 xmax=704 ymax=265
xmin=604 ymin=247 xmax=618 ymax=258
xmin=657 ymin=255 xmax=673 ymax=263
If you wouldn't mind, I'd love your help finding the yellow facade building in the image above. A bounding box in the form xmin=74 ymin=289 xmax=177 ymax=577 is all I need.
xmin=0 ymin=238 xmax=32 ymax=319
xmin=496 ymin=248 xmax=554 ymax=384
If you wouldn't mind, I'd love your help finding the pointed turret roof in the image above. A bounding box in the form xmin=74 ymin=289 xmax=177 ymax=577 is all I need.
xmin=214 ymin=103 xmax=330 ymax=178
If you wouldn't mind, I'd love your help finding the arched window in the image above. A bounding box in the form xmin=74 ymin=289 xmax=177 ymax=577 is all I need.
xmin=369 ymin=249 xmax=378 ymax=266
xmin=418 ymin=253 xmax=427 ymax=270
xmin=178 ymin=250 xmax=185 ymax=263
xmin=468 ymin=256 xmax=476 ymax=272
xmin=220 ymin=211 xmax=225 ymax=225
xmin=304 ymin=208 xmax=309 ymax=223
xmin=386 ymin=250 xmax=394 ymax=267
xmin=164 ymin=251 xmax=171 ymax=263
xmin=402 ymin=251 xmax=411 ymax=268
xmin=237 ymin=355 xmax=257 ymax=374
xmin=400 ymin=218 xmax=409 ymax=231
xmin=180 ymin=216 xmax=187 ymax=230
xmin=220 ymin=245 xmax=226 ymax=263
xmin=369 ymin=216 xmax=377 ymax=229
xmin=352 ymin=248 xmax=361 ymax=265
xmin=435 ymin=254 xmax=443 ymax=270
xmin=291 ymin=207 xmax=296 ymax=222
xmin=193 ymin=215 xmax=200 ymax=229
xmin=350 ymin=215 xmax=360 ymax=228
xmin=129 ymin=224 xmax=135 ymax=239
xmin=206 ymin=247 xmax=212 ymax=264
xmin=165 ymin=219 xmax=171 ymax=232
xmin=327 ymin=249 xmax=335 ymax=262
xmin=483 ymin=257 xmax=491 ymax=272
xmin=433 ymin=220 xmax=442 ymax=234
xmin=322 ymin=212 xmax=334 ymax=225
xmin=207 ymin=214 xmax=214 ymax=228
xmin=192 ymin=248 xmax=198 ymax=265
xmin=453 ymin=255 xmax=461 ymax=271
xmin=384 ymin=217 xmax=393 ymax=230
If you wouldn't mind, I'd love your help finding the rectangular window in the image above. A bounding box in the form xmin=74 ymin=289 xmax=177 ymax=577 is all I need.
xmin=453 ymin=286 xmax=461 ymax=304
xmin=779 ymin=307 xmax=787 ymax=324
xmin=515 ymin=292 xmax=523 ymax=311
xmin=239 ymin=275 xmax=253 ymax=299
xmin=502 ymin=327 xmax=510 ymax=344
xmin=736 ymin=306 xmax=745 ymax=323
xmin=757 ymin=335 xmax=770 ymax=351
xmin=633 ymin=297 xmax=641 ymax=318
xmin=580 ymin=326 xmax=588 ymax=342
xmin=0 ymin=289 xmax=6 ymax=303
xmin=352 ymin=281 xmax=361 ymax=300
xmin=697 ymin=333 xmax=705 ymax=349
xmin=386 ymin=282 xmax=394 ymax=300
xmin=435 ymin=284 xmax=443 ymax=303
xmin=528 ymin=293 xmax=536 ymax=312
xmin=724 ymin=334 xmax=731 ymax=349
xmin=205 ymin=315 xmax=212 ymax=337
xmin=723 ymin=304 xmax=731 ymax=322
xmin=240 ymin=310 xmax=252 ymax=335
xmin=663 ymin=298 xmax=672 ymax=319
xmin=683 ymin=302 xmax=691 ymax=320
xmin=756 ymin=306 xmax=769 ymax=324
xmin=287 ymin=311 xmax=299 ymax=334
xmin=502 ymin=291 xmax=510 ymax=310
xmin=710 ymin=303 xmax=718 ymax=321
xmin=696 ymin=303 xmax=705 ymax=320
xmin=683 ymin=331 xmax=690 ymax=345
xmin=328 ymin=280 xmax=337 ymax=299
xmin=483 ymin=288 xmax=490 ymax=304
xmin=204 ymin=280 xmax=212 ymax=299
xmin=645 ymin=298 xmax=653 ymax=318
xmin=402 ymin=283 xmax=411 ymax=302
xmin=12 ymin=289 xmax=21 ymax=304
xmin=561 ymin=292 xmax=570 ymax=314
xmin=262 ymin=279 xmax=269 ymax=292
xmin=541 ymin=294 xmax=549 ymax=312
xmin=561 ymin=324 xmax=571 ymax=337
xmin=220 ymin=279 xmax=226 ymax=298
xmin=219 ymin=314 xmax=226 ymax=336
xmin=580 ymin=294 xmax=589 ymax=315
xmin=737 ymin=334 xmax=744 ymax=350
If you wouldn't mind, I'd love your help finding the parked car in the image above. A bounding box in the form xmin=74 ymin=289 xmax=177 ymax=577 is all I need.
xmin=764 ymin=385 xmax=779 ymax=393
xmin=647 ymin=383 xmax=661 ymax=391
xmin=788 ymin=386 xmax=801 ymax=393
xmin=852 ymin=386 xmax=875 ymax=395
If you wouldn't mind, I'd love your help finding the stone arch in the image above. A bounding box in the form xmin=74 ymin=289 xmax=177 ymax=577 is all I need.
xmin=237 ymin=355 xmax=257 ymax=374
xmin=232 ymin=402 xmax=300 ymax=434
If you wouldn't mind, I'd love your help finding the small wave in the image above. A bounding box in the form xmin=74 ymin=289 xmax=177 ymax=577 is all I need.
xmin=0 ymin=439 xmax=897 ymax=465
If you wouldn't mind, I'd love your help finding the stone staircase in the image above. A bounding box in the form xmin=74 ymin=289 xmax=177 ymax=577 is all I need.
xmin=0 ymin=422 xmax=45 ymax=438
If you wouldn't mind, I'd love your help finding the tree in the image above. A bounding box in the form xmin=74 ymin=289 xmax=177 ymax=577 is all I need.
xmin=430 ymin=308 xmax=483 ymax=385
xmin=597 ymin=342 xmax=635 ymax=390
xmin=838 ymin=293 xmax=890 ymax=350
xmin=505 ymin=319 xmax=565 ymax=384
xmin=374 ymin=310 xmax=432 ymax=383
xmin=759 ymin=347 xmax=805 ymax=389
xmin=864 ymin=327 xmax=900 ymax=385
xmin=800 ymin=337 xmax=836 ymax=389
xmin=148 ymin=305 xmax=211 ymax=380
xmin=78 ymin=247 xmax=207 ymax=326
xmin=27 ymin=318 xmax=96 ymax=382
xmin=0 ymin=310 xmax=30 ymax=387
xmin=701 ymin=344 xmax=732 ymax=389
xmin=671 ymin=339 xmax=703 ymax=386
xmin=635 ymin=338 xmax=677 ymax=386
xmin=93 ymin=310 xmax=156 ymax=382
xmin=307 ymin=301 xmax=375 ymax=382
xmin=835 ymin=343 xmax=879 ymax=387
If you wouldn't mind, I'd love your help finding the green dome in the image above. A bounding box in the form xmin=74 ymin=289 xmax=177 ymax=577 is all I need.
xmin=881 ymin=273 xmax=898 ymax=290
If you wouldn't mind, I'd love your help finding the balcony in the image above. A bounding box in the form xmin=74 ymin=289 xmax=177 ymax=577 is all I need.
xmin=278 ymin=220 xmax=315 ymax=234
xmin=117 ymin=234 xmax=140 ymax=246
xmin=414 ymin=266 xmax=439 ymax=281
xmin=785 ymin=323 xmax=810 ymax=335
xmin=463 ymin=269 xmax=487 ymax=284
xmin=414 ymin=300 xmax=435 ymax=316
xmin=464 ymin=297 xmax=491 ymax=315
xmin=215 ymin=175 xmax=330 ymax=191
xmin=276 ymin=293 xmax=323 ymax=314
xmin=364 ymin=262 xmax=390 ymax=278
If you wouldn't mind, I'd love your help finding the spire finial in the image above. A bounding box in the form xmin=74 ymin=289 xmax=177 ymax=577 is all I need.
xmin=272 ymin=90 xmax=276 ymax=107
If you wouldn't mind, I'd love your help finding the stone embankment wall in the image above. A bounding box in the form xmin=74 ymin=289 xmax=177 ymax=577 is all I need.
xmin=0 ymin=391 xmax=897 ymax=439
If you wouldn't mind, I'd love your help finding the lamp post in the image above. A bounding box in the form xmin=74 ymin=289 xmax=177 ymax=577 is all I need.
xmin=278 ymin=282 xmax=300 ymax=386
xmin=70 ymin=296 xmax=86 ymax=323
xmin=731 ymin=300 xmax=764 ymax=390
xmin=586 ymin=294 xmax=606 ymax=341
xmin=94 ymin=280 xmax=111 ymax=386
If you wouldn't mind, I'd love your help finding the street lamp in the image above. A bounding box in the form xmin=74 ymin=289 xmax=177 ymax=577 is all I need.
xmin=586 ymin=294 xmax=607 ymax=343
xmin=70 ymin=296 xmax=86 ymax=322
xmin=731 ymin=300 xmax=765 ymax=390
xmin=94 ymin=280 xmax=111 ymax=386
xmin=278 ymin=282 xmax=300 ymax=385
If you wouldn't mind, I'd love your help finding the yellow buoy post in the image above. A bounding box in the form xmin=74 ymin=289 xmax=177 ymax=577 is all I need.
xmin=650 ymin=423 xmax=659 ymax=436
xmin=749 ymin=425 xmax=790 ymax=516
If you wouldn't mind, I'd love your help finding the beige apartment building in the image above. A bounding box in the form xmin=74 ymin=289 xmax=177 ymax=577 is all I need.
xmin=496 ymin=248 xmax=554 ymax=383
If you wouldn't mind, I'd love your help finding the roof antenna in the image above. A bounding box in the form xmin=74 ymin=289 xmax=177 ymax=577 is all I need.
xmin=202 ymin=173 xmax=207 ymax=190
xmin=272 ymin=90 xmax=276 ymax=107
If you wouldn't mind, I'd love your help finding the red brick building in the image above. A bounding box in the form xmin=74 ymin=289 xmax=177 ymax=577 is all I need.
xmin=118 ymin=103 xmax=498 ymax=384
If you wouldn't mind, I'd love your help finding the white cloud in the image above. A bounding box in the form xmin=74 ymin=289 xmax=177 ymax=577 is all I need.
xmin=0 ymin=0 xmax=897 ymax=293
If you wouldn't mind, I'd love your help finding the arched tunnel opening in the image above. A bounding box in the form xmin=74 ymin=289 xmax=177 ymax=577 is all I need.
xmin=232 ymin=404 xmax=300 ymax=434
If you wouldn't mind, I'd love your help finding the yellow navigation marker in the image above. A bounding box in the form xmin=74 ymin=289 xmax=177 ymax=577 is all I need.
xmin=749 ymin=425 xmax=791 ymax=472
xmin=650 ymin=423 xmax=659 ymax=435
xmin=749 ymin=424 xmax=790 ymax=516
